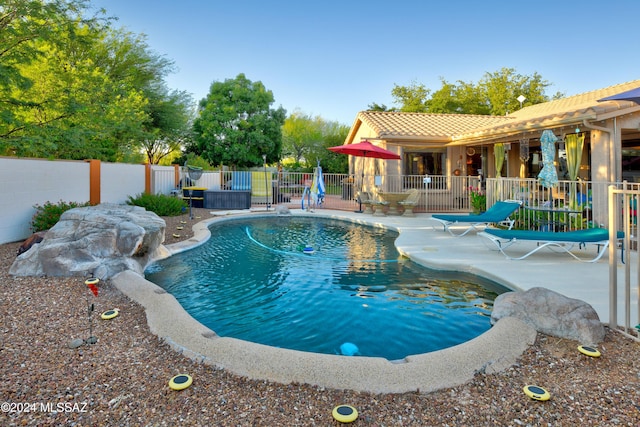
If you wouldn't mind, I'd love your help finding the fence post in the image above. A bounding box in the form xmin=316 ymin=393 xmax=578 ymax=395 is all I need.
xmin=88 ymin=159 xmax=101 ymax=205
xmin=608 ymin=185 xmax=617 ymax=328
xmin=145 ymin=163 xmax=151 ymax=194
xmin=173 ymin=164 xmax=180 ymax=189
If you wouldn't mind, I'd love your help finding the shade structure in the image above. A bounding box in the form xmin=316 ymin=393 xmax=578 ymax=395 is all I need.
xmin=328 ymin=140 xmax=401 ymax=212
xmin=537 ymin=130 xmax=558 ymax=188
xmin=597 ymin=87 xmax=640 ymax=104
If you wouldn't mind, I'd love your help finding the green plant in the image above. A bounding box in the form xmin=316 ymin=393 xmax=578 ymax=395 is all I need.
xmin=469 ymin=188 xmax=486 ymax=213
xmin=127 ymin=193 xmax=187 ymax=216
xmin=31 ymin=200 xmax=90 ymax=232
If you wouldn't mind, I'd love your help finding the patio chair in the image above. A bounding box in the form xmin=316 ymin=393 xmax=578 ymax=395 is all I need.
xmin=430 ymin=200 xmax=522 ymax=236
xmin=399 ymin=189 xmax=422 ymax=217
xmin=370 ymin=190 xmax=389 ymax=216
xmin=479 ymin=228 xmax=624 ymax=263
xmin=356 ymin=191 xmax=374 ymax=214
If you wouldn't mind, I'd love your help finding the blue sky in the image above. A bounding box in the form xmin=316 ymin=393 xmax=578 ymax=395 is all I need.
xmin=94 ymin=0 xmax=639 ymax=125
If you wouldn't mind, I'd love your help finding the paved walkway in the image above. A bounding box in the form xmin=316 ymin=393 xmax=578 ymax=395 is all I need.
xmin=112 ymin=209 xmax=639 ymax=394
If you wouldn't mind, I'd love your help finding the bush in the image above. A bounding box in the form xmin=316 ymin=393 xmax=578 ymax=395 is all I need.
xmin=32 ymin=200 xmax=90 ymax=232
xmin=127 ymin=193 xmax=187 ymax=217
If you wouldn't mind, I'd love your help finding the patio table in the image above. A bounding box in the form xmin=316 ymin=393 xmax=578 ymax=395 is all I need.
xmin=378 ymin=192 xmax=410 ymax=215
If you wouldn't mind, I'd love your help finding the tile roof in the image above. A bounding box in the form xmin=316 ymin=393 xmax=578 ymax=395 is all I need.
xmin=355 ymin=111 xmax=511 ymax=141
xmin=347 ymin=80 xmax=640 ymax=145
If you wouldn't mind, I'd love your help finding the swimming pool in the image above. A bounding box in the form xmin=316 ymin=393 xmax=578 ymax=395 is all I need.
xmin=145 ymin=216 xmax=508 ymax=360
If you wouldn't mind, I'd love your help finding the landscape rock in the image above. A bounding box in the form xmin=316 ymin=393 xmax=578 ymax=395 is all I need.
xmin=10 ymin=204 xmax=165 ymax=279
xmin=491 ymin=287 xmax=605 ymax=344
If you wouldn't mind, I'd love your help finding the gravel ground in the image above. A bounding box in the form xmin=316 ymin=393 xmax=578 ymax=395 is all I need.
xmin=1 ymin=208 xmax=639 ymax=426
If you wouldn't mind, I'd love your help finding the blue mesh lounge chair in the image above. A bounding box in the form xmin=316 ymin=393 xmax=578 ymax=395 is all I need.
xmin=430 ymin=200 xmax=522 ymax=237
xmin=479 ymin=228 xmax=624 ymax=262
xmin=231 ymin=171 xmax=252 ymax=191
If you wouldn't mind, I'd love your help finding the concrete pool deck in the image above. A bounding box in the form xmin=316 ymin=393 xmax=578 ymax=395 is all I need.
xmin=112 ymin=209 xmax=639 ymax=394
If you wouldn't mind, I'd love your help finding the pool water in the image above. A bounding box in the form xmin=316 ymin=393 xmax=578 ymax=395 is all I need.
xmin=145 ymin=216 xmax=508 ymax=360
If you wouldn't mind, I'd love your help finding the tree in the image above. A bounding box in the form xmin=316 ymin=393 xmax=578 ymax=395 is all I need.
xmin=374 ymin=68 xmax=556 ymax=116
xmin=0 ymin=2 xmax=193 ymax=162
xmin=0 ymin=0 xmax=99 ymax=97
xmin=1 ymin=21 xmax=150 ymax=159
xmin=480 ymin=67 xmax=551 ymax=115
xmin=139 ymin=84 xmax=194 ymax=164
xmin=390 ymin=80 xmax=430 ymax=113
xmin=0 ymin=1 xmax=108 ymax=140
xmin=281 ymin=111 xmax=324 ymax=165
xmin=319 ymin=122 xmax=350 ymax=173
xmin=366 ymin=102 xmax=395 ymax=112
xmin=191 ymin=74 xmax=286 ymax=168
xmin=281 ymin=111 xmax=349 ymax=172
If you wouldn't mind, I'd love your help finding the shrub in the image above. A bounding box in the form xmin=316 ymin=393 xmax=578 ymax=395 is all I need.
xmin=469 ymin=187 xmax=486 ymax=214
xmin=32 ymin=200 xmax=90 ymax=232
xmin=127 ymin=193 xmax=187 ymax=217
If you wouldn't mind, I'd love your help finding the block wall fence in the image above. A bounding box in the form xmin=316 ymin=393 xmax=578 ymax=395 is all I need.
xmin=0 ymin=157 xmax=180 ymax=245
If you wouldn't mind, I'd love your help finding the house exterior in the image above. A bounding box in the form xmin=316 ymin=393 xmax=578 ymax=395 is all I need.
xmin=344 ymin=80 xmax=640 ymax=185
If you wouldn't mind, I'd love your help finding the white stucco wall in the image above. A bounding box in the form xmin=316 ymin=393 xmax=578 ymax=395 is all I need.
xmin=0 ymin=158 xmax=90 ymax=244
xmin=0 ymin=158 xmax=229 ymax=245
xmin=102 ymin=162 xmax=146 ymax=204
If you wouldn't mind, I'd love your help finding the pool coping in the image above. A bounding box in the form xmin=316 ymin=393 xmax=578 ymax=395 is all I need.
xmin=112 ymin=210 xmax=537 ymax=394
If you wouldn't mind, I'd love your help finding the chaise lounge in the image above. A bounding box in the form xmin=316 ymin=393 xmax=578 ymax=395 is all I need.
xmin=479 ymin=227 xmax=624 ymax=262
xmin=430 ymin=200 xmax=522 ymax=236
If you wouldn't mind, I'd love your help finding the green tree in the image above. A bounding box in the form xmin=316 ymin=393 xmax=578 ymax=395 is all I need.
xmin=0 ymin=0 xmax=100 ymax=101
xmin=390 ymin=80 xmax=430 ymax=113
xmin=377 ymin=68 xmax=556 ymax=116
xmin=318 ymin=121 xmax=350 ymax=174
xmin=140 ymin=84 xmax=194 ymax=164
xmin=366 ymin=102 xmax=395 ymax=112
xmin=92 ymin=28 xmax=193 ymax=163
xmin=480 ymin=67 xmax=551 ymax=115
xmin=282 ymin=111 xmax=324 ymax=165
xmin=2 ymin=21 xmax=150 ymax=159
xmin=427 ymin=78 xmax=492 ymax=115
xmin=281 ymin=110 xmax=349 ymax=173
xmin=191 ymin=73 xmax=286 ymax=168
xmin=0 ymin=2 xmax=193 ymax=162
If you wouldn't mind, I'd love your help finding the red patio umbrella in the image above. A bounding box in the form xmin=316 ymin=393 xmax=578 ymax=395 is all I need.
xmin=328 ymin=140 xmax=402 ymax=160
xmin=328 ymin=140 xmax=401 ymax=212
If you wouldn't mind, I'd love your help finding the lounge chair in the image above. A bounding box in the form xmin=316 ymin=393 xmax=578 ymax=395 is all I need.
xmin=430 ymin=200 xmax=522 ymax=236
xmin=251 ymin=171 xmax=273 ymax=204
xmin=479 ymin=228 xmax=624 ymax=262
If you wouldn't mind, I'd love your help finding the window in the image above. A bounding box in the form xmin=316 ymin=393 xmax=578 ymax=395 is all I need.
xmin=404 ymin=150 xmax=446 ymax=175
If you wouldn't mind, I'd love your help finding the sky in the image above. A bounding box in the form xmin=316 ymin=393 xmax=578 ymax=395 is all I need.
xmin=93 ymin=0 xmax=640 ymax=125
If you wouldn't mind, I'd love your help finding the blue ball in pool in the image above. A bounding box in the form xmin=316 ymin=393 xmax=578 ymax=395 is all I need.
xmin=340 ymin=342 xmax=359 ymax=356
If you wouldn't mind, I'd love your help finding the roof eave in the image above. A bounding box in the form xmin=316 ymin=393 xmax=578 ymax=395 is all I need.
xmin=448 ymin=112 xmax=599 ymax=146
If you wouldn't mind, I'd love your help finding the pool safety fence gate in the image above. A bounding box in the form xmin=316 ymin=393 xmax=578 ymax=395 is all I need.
xmin=607 ymin=184 xmax=640 ymax=340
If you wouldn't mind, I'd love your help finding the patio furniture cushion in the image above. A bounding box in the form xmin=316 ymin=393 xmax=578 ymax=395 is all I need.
xmin=479 ymin=228 xmax=624 ymax=262
xmin=430 ymin=200 xmax=522 ymax=236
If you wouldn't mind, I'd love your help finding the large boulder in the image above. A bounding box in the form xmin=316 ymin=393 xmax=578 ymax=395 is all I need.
xmin=10 ymin=204 xmax=166 ymax=279
xmin=491 ymin=287 xmax=605 ymax=345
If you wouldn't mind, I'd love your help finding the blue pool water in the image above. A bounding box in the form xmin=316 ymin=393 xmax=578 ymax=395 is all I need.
xmin=145 ymin=216 xmax=508 ymax=360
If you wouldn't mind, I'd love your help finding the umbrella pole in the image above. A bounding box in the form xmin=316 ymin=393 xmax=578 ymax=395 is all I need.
xmin=355 ymin=171 xmax=364 ymax=213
